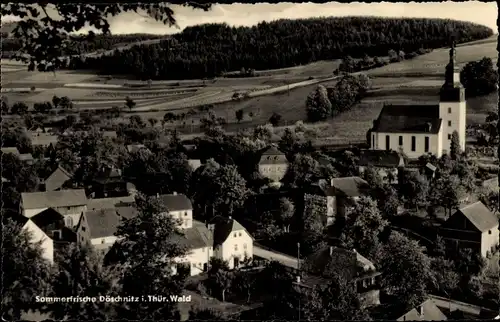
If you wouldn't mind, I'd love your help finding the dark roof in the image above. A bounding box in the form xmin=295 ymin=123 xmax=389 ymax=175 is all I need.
xmin=259 ymin=145 xmax=287 ymax=165
xmin=22 ymin=189 xmax=87 ymax=209
xmin=30 ymin=208 xmax=77 ymax=242
xmin=455 ymin=201 xmax=498 ymax=232
xmin=397 ymin=299 xmax=447 ymax=321
xmin=330 ymin=177 xmax=370 ymax=197
xmin=210 ymin=216 xmax=248 ymax=247
xmin=359 ymin=150 xmax=405 ymax=168
xmin=85 ymin=207 xmax=137 ymax=239
xmin=425 ymin=163 xmax=437 ymax=172
xmin=174 ymin=221 xmax=213 ymax=249
xmin=30 ymin=208 xmax=64 ymax=228
xmin=373 ymin=104 xmax=442 ymax=134
xmin=44 ymin=165 xmax=73 ymax=191
xmin=158 ymin=193 xmax=192 ymax=212
xmin=87 ymin=196 xmax=136 ymax=211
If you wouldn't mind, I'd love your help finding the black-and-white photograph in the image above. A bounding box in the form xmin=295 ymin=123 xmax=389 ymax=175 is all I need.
xmin=1 ymin=1 xmax=499 ymax=321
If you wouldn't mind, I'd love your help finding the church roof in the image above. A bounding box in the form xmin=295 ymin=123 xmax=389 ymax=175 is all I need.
xmin=373 ymin=105 xmax=442 ymax=134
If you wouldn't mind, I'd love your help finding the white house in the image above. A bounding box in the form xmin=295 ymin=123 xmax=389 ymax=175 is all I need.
xmin=21 ymin=189 xmax=88 ymax=228
xmin=21 ymin=218 xmax=54 ymax=264
xmin=158 ymin=193 xmax=193 ymax=229
xmin=211 ymin=215 xmax=254 ymax=269
xmin=368 ymin=43 xmax=466 ymax=159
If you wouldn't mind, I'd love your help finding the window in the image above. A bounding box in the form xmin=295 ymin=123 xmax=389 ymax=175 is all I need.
xmin=424 ymin=136 xmax=429 ymax=153
xmin=244 ymin=243 xmax=247 ymax=250
xmin=385 ymin=135 xmax=390 ymax=150
xmin=448 ymin=134 xmax=451 ymax=140
xmin=52 ymin=230 xmax=61 ymax=240
xmin=234 ymin=244 xmax=238 ymax=251
xmin=238 ymin=232 xmax=242 ymax=237
xmin=65 ymin=217 xmax=74 ymax=228
xmin=411 ymin=136 xmax=416 ymax=151
xmin=234 ymin=233 xmax=237 ymax=238
xmin=82 ymin=226 xmax=86 ymax=232
xmin=101 ymin=239 xmax=105 ymax=244
xmin=448 ymin=120 xmax=452 ymax=126
xmin=399 ymin=136 xmax=403 ymax=146
xmin=489 ymin=230 xmax=492 ymax=235
xmin=448 ymin=107 xmax=451 ymax=114
xmin=184 ymin=212 xmax=188 ymax=217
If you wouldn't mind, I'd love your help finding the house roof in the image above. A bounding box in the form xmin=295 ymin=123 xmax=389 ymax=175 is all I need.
xmin=29 ymin=133 xmax=58 ymax=146
xmin=18 ymin=153 xmax=34 ymax=161
xmin=87 ymin=195 xmax=136 ymax=211
xmin=359 ymin=150 xmax=405 ymax=168
xmin=158 ymin=193 xmax=192 ymax=212
xmin=188 ymin=159 xmax=202 ymax=170
xmin=259 ymin=145 xmax=287 ymax=165
xmin=44 ymin=165 xmax=73 ymax=191
xmin=22 ymin=189 xmax=87 ymax=209
xmin=126 ymin=144 xmax=148 ymax=153
xmin=455 ymin=201 xmax=498 ymax=232
xmin=103 ymin=131 xmax=117 ymax=138
xmin=1 ymin=147 xmax=20 ymax=155
xmin=397 ymin=299 xmax=447 ymax=321
xmin=210 ymin=216 xmax=248 ymax=247
xmin=482 ymin=176 xmax=499 ymax=191
xmin=330 ymin=177 xmax=370 ymax=197
xmin=373 ymin=104 xmax=442 ymax=134
xmin=30 ymin=208 xmax=64 ymax=229
xmin=85 ymin=207 xmax=137 ymax=239
xmin=425 ymin=163 xmax=437 ymax=172
xmin=174 ymin=221 xmax=213 ymax=249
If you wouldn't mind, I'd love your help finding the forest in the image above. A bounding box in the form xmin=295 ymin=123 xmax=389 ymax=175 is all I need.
xmin=65 ymin=17 xmax=493 ymax=80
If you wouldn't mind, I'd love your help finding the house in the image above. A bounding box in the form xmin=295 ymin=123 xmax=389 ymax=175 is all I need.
xmin=439 ymin=201 xmax=499 ymax=258
xmin=368 ymin=43 xmax=465 ymax=159
xmin=1 ymin=147 xmax=34 ymax=164
xmin=30 ymin=208 xmax=79 ymax=245
xmin=358 ymin=150 xmax=406 ymax=183
xmin=211 ymin=215 xmax=254 ymax=269
xmin=397 ymin=299 xmax=447 ymax=321
xmin=258 ymin=145 xmax=288 ymax=184
xmin=304 ymin=176 xmax=370 ymax=226
xmin=102 ymin=130 xmax=117 ymax=139
xmin=88 ymin=167 xmax=130 ymax=198
xmin=126 ymin=144 xmax=149 ymax=153
xmin=21 ymin=189 xmax=88 ymax=229
xmin=29 ymin=132 xmax=59 ymax=147
xmin=41 ymin=165 xmax=73 ymax=191
xmin=1 ymin=147 xmax=20 ymax=155
xmin=158 ymin=193 xmax=193 ymax=229
xmin=16 ymin=216 xmax=55 ymax=264
xmin=188 ymin=159 xmax=202 ymax=171
xmin=482 ymin=176 xmax=499 ymax=193
xmin=303 ymin=246 xmax=381 ymax=307
xmin=79 ymin=206 xmax=138 ymax=256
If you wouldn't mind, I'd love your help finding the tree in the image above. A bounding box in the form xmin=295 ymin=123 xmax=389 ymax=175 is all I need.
xmin=2 ymin=3 xmax=211 ymax=72
xmin=283 ymin=154 xmax=321 ymax=188
xmin=460 ymin=57 xmax=498 ymax=98
xmin=125 ymin=96 xmax=136 ymax=111
xmin=235 ymin=109 xmax=244 ymax=123
xmin=2 ymin=216 xmax=53 ymax=320
xmin=341 ymin=196 xmax=388 ymax=255
xmin=59 ymin=96 xmax=73 ymax=109
xmin=306 ymin=85 xmax=332 ymax=122
xmin=429 ymin=174 xmax=465 ymax=218
xmin=398 ymin=170 xmax=429 ymax=211
xmin=269 ymin=112 xmax=282 ymax=126
xmin=11 ymin=102 xmax=29 ymax=115
xmin=278 ymin=197 xmax=295 ymax=232
xmin=430 ymin=256 xmax=460 ymax=296
xmin=233 ymin=271 xmax=256 ymax=303
xmin=450 ymin=130 xmax=461 ymax=159
xmin=105 ymin=195 xmax=188 ymax=320
xmin=214 ymin=270 xmax=233 ymax=302
xmin=52 ymin=95 xmax=61 ymax=109
xmin=376 ymin=232 xmax=435 ymax=309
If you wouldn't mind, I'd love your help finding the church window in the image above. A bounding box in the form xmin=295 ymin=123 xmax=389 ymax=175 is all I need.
xmin=411 ymin=136 xmax=416 ymax=151
xmin=398 ymin=136 xmax=403 ymax=146
xmin=448 ymin=121 xmax=452 ymax=126
xmin=424 ymin=137 xmax=429 ymax=152
xmin=448 ymin=107 xmax=452 ymax=114
xmin=385 ymin=135 xmax=390 ymax=150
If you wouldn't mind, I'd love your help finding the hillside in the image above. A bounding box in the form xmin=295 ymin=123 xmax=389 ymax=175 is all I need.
xmin=67 ymin=17 xmax=493 ymax=80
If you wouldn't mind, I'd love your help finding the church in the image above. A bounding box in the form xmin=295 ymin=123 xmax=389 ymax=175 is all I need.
xmin=368 ymin=43 xmax=466 ymax=159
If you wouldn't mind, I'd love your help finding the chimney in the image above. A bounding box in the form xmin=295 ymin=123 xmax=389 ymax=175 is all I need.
xmin=296 ymin=275 xmax=301 ymax=283
xmin=329 ymin=246 xmax=334 ymax=256
xmin=173 ymin=191 xmax=177 ymax=195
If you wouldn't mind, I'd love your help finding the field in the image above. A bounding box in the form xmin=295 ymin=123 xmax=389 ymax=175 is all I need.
xmin=2 ymin=36 xmax=498 ymax=145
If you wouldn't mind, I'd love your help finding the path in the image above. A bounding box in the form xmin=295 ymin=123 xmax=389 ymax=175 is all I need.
xmin=253 ymin=243 xmax=302 ymax=270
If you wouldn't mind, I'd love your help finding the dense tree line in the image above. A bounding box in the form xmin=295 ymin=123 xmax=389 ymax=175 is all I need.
xmin=1 ymin=33 xmax=167 ymax=58
xmin=66 ymin=17 xmax=493 ymax=80
xmin=460 ymin=57 xmax=498 ymax=98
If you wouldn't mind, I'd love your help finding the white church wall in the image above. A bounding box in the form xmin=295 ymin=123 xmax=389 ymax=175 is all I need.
xmin=373 ymin=131 xmax=442 ymax=159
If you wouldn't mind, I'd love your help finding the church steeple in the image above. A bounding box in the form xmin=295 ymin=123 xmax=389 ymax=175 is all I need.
xmin=440 ymin=41 xmax=464 ymax=102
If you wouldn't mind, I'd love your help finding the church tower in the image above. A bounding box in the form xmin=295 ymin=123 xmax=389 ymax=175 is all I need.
xmin=439 ymin=41 xmax=466 ymax=154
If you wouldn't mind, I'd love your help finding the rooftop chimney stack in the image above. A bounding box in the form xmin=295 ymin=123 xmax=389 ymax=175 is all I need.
xmin=330 ymin=246 xmax=334 ymax=256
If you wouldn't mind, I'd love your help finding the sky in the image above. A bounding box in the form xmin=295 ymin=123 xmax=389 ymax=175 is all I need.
xmin=2 ymin=1 xmax=497 ymax=35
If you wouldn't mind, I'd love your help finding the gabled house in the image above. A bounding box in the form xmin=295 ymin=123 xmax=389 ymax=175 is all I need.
xmin=304 ymin=176 xmax=370 ymax=226
xmin=14 ymin=215 xmax=54 ymax=264
xmin=158 ymin=193 xmax=193 ymax=229
xmin=1 ymin=147 xmax=34 ymax=164
xmin=78 ymin=206 xmax=138 ymax=255
xmin=188 ymin=159 xmax=202 ymax=171
xmin=29 ymin=132 xmax=58 ymax=147
xmin=88 ymin=167 xmax=130 ymax=198
xmin=30 ymin=208 xmax=79 ymax=245
xmin=41 ymin=165 xmax=74 ymax=191
xmin=397 ymin=299 xmax=447 ymax=321
xmin=303 ymin=246 xmax=381 ymax=307
xmin=358 ymin=149 xmax=406 ymax=184
xmin=439 ymin=201 xmax=499 ymax=258
xmin=21 ymin=189 xmax=87 ymax=229
xmin=258 ymin=145 xmax=288 ymax=184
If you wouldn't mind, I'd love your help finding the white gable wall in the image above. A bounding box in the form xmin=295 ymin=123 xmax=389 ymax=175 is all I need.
xmin=372 ymin=131 xmax=443 ymax=159
xmin=161 ymin=209 xmax=193 ymax=229
xmin=439 ymin=100 xmax=466 ymax=153
xmin=480 ymin=225 xmax=499 ymax=258
xmin=23 ymin=220 xmax=54 ymax=264
xmin=220 ymin=229 xmax=253 ymax=269
xmin=173 ymin=246 xmax=213 ymax=276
